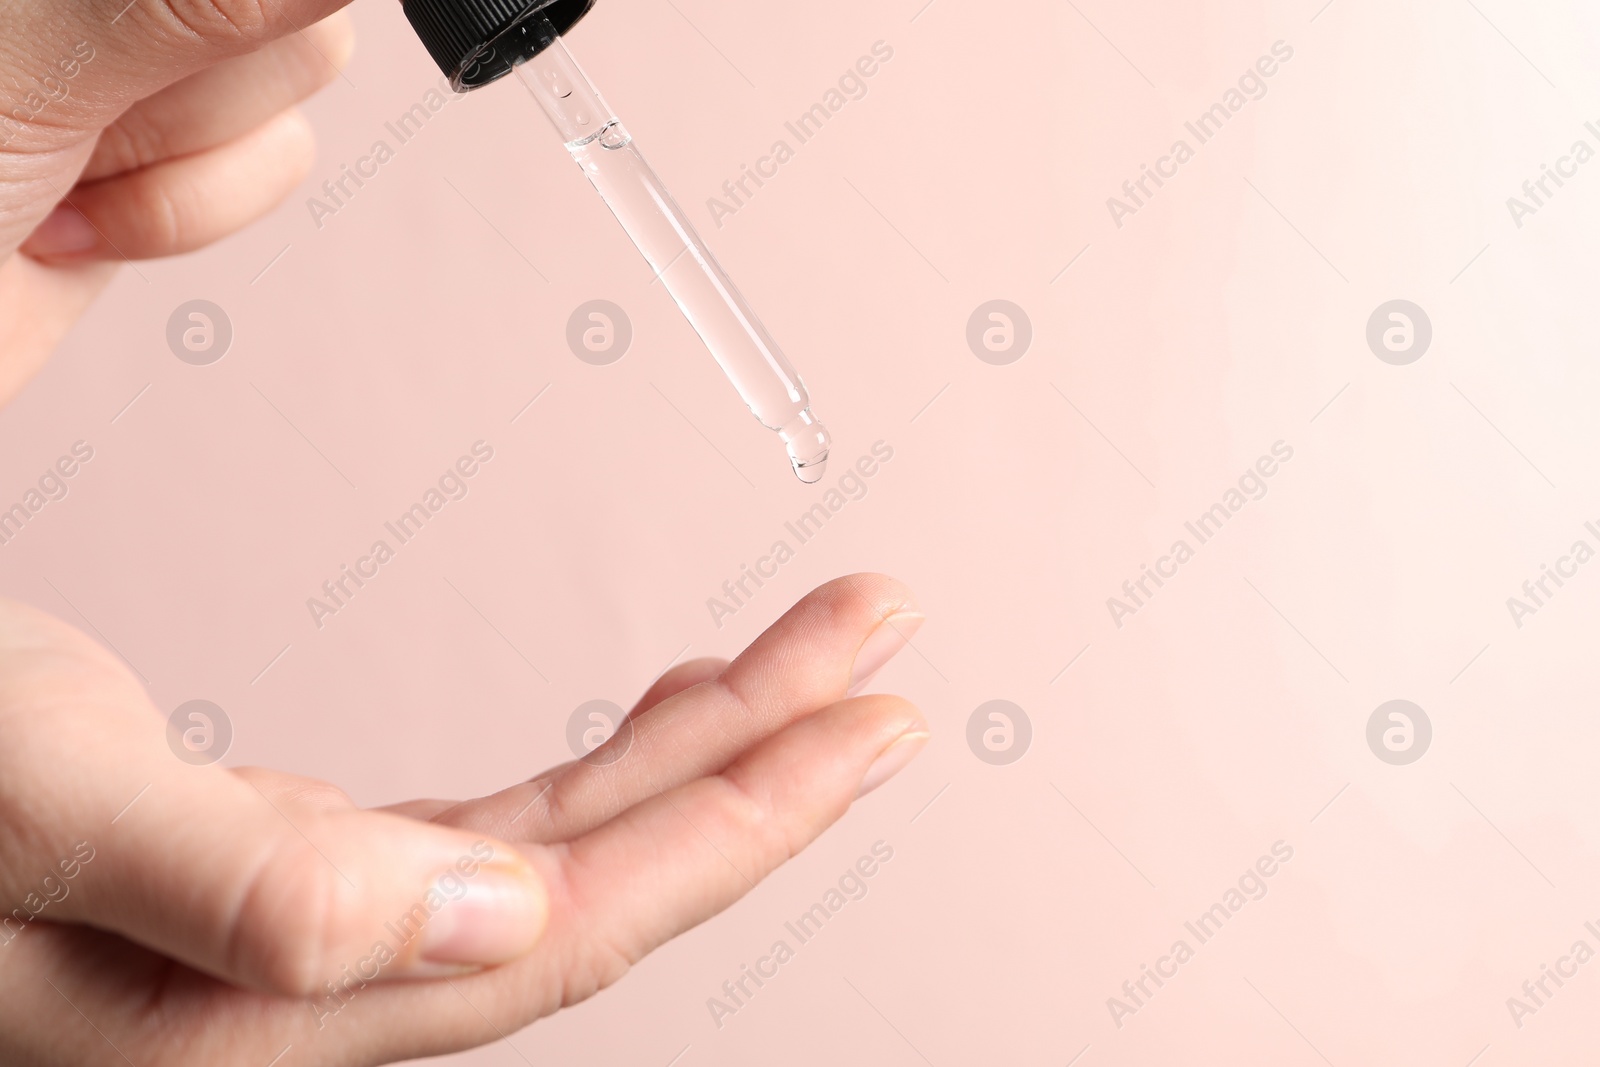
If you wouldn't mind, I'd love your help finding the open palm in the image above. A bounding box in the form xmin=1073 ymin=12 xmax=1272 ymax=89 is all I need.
xmin=0 ymin=575 xmax=928 ymax=1065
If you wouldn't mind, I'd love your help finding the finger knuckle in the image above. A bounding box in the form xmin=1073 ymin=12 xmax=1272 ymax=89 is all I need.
xmin=535 ymin=774 xmax=573 ymax=833
xmin=705 ymin=773 xmax=796 ymax=868
xmin=303 ymin=12 xmax=356 ymax=74
xmin=125 ymin=173 xmax=187 ymax=252
xmin=226 ymin=836 xmax=339 ymax=996
xmin=156 ymin=0 xmax=274 ymax=47
xmin=281 ymin=780 xmax=356 ymax=812
xmin=94 ymin=113 xmax=170 ymax=176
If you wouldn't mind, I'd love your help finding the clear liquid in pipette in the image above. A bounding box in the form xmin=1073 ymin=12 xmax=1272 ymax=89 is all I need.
xmin=516 ymin=29 xmax=830 ymax=483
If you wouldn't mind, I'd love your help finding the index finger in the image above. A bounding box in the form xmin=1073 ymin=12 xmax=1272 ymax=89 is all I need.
xmin=431 ymin=574 xmax=924 ymax=844
xmin=3 ymin=0 xmax=359 ymax=142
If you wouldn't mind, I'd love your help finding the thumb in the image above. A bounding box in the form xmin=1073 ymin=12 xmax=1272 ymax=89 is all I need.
xmin=64 ymin=775 xmax=550 ymax=995
xmin=1 ymin=0 xmax=355 ymax=145
xmin=18 ymin=769 xmax=551 ymax=996
xmin=0 ymin=628 xmax=547 ymax=995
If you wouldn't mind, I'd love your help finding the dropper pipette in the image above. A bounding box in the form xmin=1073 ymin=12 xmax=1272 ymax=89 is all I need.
xmin=402 ymin=0 xmax=831 ymax=483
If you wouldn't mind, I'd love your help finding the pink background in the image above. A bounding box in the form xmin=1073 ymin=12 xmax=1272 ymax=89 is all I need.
xmin=6 ymin=0 xmax=1600 ymax=1062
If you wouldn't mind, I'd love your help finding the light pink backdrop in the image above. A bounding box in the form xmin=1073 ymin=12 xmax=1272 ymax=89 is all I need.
xmin=6 ymin=0 xmax=1600 ymax=1062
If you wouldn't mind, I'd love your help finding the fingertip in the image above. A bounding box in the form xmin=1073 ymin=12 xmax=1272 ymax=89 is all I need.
xmin=715 ymin=574 xmax=922 ymax=733
xmin=818 ymin=573 xmax=919 ymax=623
xmin=402 ymin=842 xmax=551 ymax=977
xmin=266 ymin=106 xmax=317 ymax=178
xmin=834 ymin=693 xmax=930 ymax=799
xmin=210 ymin=105 xmax=320 ymax=226
xmin=656 ymin=657 xmax=733 ymax=692
xmin=21 ymin=203 xmax=102 ymax=261
xmin=848 ymin=610 xmax=925 ymax=695
xmin=797 ymin=575 xmax=921 ymax=664
xmin=839 ymin=692 xmax=929 ymax=746
xmin=234 ymin=108 xmax=317 ymax=218
xmin=856 ymin=728 xmax=930 ymax=799
xmin=307 ymin=10 xmax=357 ymax=73
xmin=675 ymin=655 xmax=734 ymax=678
xmin=738 ymin=692 xmax=926 ymax=801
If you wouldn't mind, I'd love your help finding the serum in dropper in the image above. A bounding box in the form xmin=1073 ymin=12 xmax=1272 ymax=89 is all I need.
xmin=402 ymin=0 xmax=832 ymax=483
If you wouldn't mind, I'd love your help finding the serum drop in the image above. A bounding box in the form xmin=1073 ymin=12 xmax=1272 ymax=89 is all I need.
xmin=403 ymin=0 xmax=831 ymax=482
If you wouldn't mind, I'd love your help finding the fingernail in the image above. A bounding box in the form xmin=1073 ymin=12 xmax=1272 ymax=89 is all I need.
xmin=24 ymin=204 xmax=98 ymax=257
xmin=848 ymin=611 xmax=925 ymax=696
xmin=406 ymin=861 xmax=548 ymax=976
xmin=856 ymin=728 xmax=930 ymax=799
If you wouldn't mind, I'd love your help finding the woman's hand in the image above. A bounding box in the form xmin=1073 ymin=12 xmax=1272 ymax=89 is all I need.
xmin=0 ymin=573 xmax=929 ymax=1065
xmin=0 ymin=0 xmax=360 ymax=405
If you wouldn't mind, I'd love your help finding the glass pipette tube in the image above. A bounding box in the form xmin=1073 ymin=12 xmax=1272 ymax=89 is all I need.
xmin=515 ymin=21 xmax=831 ymax=483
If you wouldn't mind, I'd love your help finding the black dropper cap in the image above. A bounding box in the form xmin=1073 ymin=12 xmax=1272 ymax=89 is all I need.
xmin=403 ymin=0 xmax=596 ymax=91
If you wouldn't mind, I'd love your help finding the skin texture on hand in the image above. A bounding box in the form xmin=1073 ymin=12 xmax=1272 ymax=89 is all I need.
xmin=0 ymin=574 xmax=928 ymax=1065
